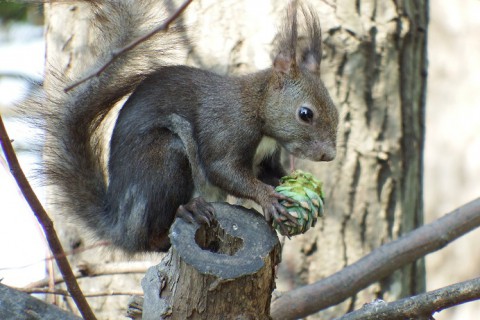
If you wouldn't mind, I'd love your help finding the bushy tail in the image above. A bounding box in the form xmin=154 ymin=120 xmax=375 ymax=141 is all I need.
xmin=31 ymin=0 xmax=184 ymax=242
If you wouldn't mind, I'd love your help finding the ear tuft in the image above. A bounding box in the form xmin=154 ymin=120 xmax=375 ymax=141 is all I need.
xmin=273 ymin=1 xmax=323 ymax=77
xmin=272 ymin=0 xmax=299 ymax=76
xmin=300 ymin=5 xmax=322 ymax=75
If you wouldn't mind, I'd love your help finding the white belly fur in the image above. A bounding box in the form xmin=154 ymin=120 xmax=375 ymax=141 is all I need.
xmin=253 ymin=136 xmax=278 ymax=170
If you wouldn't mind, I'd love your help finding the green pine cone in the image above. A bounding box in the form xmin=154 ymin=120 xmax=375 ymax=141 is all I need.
xmin=273 ymin=170 xmax=325 ymax=237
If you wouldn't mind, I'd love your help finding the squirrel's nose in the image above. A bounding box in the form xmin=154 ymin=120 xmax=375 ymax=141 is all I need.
xmin=315 ymin=141 xmax=336 ymax=162
xmin=320 ymin=147 xmax=336 ymax=161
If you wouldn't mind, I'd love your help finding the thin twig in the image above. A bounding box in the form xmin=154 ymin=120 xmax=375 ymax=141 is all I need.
xmin=64 ymin=0 xmax=194 ymax=92
xmin=47 ymin=253 xmax=57 ymax=305
xmin=0 ymin=241 xmax=111 ymax=271
xmin=25 ymin=261 xmax=152 ymax=289
xmin=270 ymin=197 xmax=480 ymax=319
xmin=337 ymin=277 xmax=480 ymax=320
xmin=18 ymin=287 xmax=144 ymax=298
xmin=0 ymin=114 xmax=97 ymax=320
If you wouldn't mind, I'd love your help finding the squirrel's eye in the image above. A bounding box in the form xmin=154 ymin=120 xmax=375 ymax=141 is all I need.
xmin=298 ymin=106 xmax=314 ymax=123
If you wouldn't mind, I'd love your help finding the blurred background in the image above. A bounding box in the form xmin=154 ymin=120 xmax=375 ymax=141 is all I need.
xmin=425 ymin=1 xmax=480 ymax=319
xmin=0 ymin=2 xmax=46 ymax=288
xmin=0 ymin=1 xmax=479 ymax=319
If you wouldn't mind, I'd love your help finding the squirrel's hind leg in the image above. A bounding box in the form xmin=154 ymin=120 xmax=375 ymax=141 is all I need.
xmin=107 ymin=128 xmax=195 ymax=252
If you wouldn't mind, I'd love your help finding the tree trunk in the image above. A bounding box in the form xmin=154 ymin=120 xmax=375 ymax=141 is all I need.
xmin=277 ymin=1 xmax=428 ymax=318
xmin=43 ymin=0 xmax=428 ymax=318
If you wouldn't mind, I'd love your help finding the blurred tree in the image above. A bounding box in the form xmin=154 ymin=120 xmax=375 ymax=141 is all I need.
xmin=0 ymin=3 xmax=42 ymax=24
xmin=0 ymin=3 xmax=28 ymax=22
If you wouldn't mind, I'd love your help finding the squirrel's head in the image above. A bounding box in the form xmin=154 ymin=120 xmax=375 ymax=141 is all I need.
xmin=263 ymin=1 xmax=338 ymax=162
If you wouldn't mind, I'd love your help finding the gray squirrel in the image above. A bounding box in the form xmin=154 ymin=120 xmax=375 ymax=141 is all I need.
xmin=39 ymin=0 xmax=338 ymax=252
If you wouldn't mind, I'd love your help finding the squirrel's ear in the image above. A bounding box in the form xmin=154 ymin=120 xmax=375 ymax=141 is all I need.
xmin=274 ymin=53 xmax=296 ymax=74
xmin=300 ymin=6 xmax=322 ymax=76
xmin=273 ymin=0 xmax=299 ymax=76
xmin=301 ymin=50 xmax=321 ymax=75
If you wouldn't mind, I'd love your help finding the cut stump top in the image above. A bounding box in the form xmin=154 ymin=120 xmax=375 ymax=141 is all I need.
xmin=169 ymin=202 xmax=280 ymax=279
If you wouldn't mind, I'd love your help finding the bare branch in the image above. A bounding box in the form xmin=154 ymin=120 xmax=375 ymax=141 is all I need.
xmin=0 ymin=114 xmax=97 ymax=320
xmin=18 ymin=287 xmax=143 ymax=298
xmin=25 ymin=261 xmax=152 ymax=288
xmin=338 ymin=277 xmax=480 ymax=320
xmin=0 ymin=283 xmax=81 ymax=320
xmin=271 ymin=197 xmax=480 ymax=319
xmin=64 ymin=0 xmax=194 ymax=92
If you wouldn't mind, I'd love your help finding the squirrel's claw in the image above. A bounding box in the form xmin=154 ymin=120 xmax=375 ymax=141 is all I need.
xmin=176 ymin=197 xmax=216 ymax=226
xmin=272 ymin=194 xmax=298 ymax=224
xmin=262 ymin=192 xmax=298 ymax=239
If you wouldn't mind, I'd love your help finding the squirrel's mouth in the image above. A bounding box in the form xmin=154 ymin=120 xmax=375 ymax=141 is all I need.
xmin=285 ymin=142 xmax=336 ymax=162
xmin=284 ymin=145 xmax=311 ymax=161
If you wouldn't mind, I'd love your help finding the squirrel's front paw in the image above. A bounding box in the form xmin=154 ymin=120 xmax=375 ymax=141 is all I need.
xmin=176 ymin=197 xmax=216 ymax=226
xmin=260 ymin=188 xmax=298 ymax=236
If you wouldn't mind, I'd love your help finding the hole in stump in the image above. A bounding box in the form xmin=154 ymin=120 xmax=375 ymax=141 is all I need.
xmin=195 ymin=221 xmax=244 ymax=256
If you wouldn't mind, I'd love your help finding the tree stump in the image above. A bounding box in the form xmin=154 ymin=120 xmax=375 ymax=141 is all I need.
xmin=141 ymin=203 xmax=281 ymax=320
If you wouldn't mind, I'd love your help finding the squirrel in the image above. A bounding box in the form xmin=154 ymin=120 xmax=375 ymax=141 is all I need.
xmin=38 ymin=0 xmax=338 ymax=252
